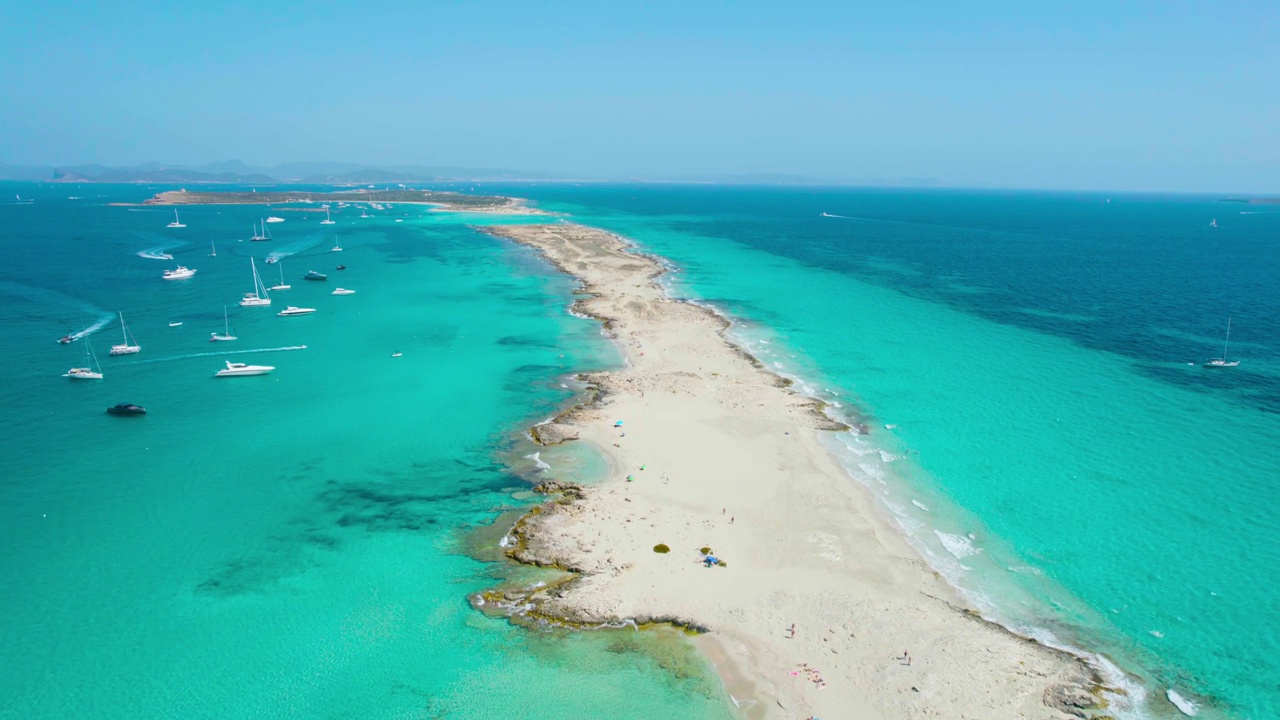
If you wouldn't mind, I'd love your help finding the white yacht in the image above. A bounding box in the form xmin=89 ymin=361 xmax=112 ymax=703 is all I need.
xmin=109 ymin=312 xmax=141 ymax=355
xmin=64 ymin=340 xmax=104 ymax=379
xmin=210 ymin=306 xmax=237 ymax=341
xmin=162 ymin=265 xmax=197 ymax=280
xmin=215 ymin=361 xmax=275 ymax=377
xmin=167 ymin=209 xmax=186 ymax=228
xmin=277 ymin=306 xmax=316 ymax=316
xmin=331 ymin=288 xmax=355 ymax=295
xmin=240 ymin=259 xmax=272 ymax=307
xmin=320 ymin=207 xmax=336 ymax=225
xmin=265 ymin=216 xmax=285 ymax=223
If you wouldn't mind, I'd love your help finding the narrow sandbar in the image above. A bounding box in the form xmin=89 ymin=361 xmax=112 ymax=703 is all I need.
xmin=483 ymin=223 xmax=1108 ymax=719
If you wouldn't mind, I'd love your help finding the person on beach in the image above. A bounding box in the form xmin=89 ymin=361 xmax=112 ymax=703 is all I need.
xmin=788 ymin=623 xmax=796 ymax=639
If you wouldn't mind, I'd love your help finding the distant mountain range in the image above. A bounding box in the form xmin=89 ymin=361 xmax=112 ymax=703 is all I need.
xmin=0 ymin=160 xmax=552 ymax=184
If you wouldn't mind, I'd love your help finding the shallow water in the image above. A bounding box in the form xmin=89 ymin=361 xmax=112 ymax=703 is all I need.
xmin=0 ymin=183 xmax=732 ymax=720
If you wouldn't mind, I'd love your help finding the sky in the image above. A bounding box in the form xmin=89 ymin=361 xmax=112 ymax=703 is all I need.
xmin=1 ymin=0 xmax=1276 ymax=192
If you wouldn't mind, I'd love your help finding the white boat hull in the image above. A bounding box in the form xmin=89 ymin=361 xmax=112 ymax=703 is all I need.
xmin=109 ymin=345 xmax=141 ymax=355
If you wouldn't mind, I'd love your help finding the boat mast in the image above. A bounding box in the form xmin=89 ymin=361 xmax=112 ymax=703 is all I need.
xmin=1223 ymin=317 xmax=1232 ymax=361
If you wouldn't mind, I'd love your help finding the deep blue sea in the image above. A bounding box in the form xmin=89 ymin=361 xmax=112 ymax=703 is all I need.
xmin=2 ymin=182 xmax=1277 ymax=719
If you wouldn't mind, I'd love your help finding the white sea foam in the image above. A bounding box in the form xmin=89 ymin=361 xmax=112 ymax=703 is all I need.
xmin=911 ymin=499 xmax=929 ymax=511
xmin=525 ymin=452 xmax=552 ymax=471
xmin=935 ymin=530 xmax=982 ymax=559
xmin=1166 ymin=688 xmax=1199 ymax=716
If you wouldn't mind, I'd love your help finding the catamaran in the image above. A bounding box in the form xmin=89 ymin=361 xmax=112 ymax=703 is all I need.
xmin=269 ymin=261 xmax=291 ymax=291
xmin=167 ymin=209 xmax=186 ymax=228
xmin=240 ymin=259 xmax=272 ymax=307
xmin=211 ymin=306 xmax=237 ymax=341
xmin=330 ymin=237 xmax=343 ymax=252
xmin=320 ymin=207 xmax=335 ymax=225
xmin=109 ymin=312 xmax=141 ymax=355
xmin=64 ymin=340 xmax=104 ymax=379
xmin=1204 ymin=317 xmax=1240 ymax=368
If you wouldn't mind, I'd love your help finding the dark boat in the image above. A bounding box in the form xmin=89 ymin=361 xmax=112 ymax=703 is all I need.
xmin=58 ymin=335 xmax=73 ymax=344
xmin=106 ymin=403 xmax=147 ymax=416
xmin=304 ymin=270 xmax=327 ymax=281
xmin=335 ymin=265 xmax=346 ymax=270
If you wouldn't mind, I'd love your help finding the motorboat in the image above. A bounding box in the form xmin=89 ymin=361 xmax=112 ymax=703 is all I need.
xmin=264 ymin=256 xmax=278 ymax=264
xmin=162 ymin=265 xmax=197 ymax=280
xmin=58 ymin=335 xmax=73 ymax=344
xmin=335 ymin=265 xmax=346 ymax=270
xmin=215 ymin=361 xmax=275 ymax=377
xmin=109 ymin=312 xmax=141 ymax=355
xmin=106 ymin=403 xmax=147 ymax=416
xmin=266 ymin=216 xmax=285 ymax=223
xmin=331 ymin=288 xmax=355 ymax=295
xmin=168 ymin=322 xmax=183 ymax=327
xmin=64 ymin=340 xmax=104 ymax=379
xmin=277 ymin=306 xmax=316 ymax=316
xmin=303 ymin=270 xmax=327 ymax=281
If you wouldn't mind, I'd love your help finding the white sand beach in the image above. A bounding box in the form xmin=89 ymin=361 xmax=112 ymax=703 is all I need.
xmin=484 ymin=223 xmax=1106 ymax=720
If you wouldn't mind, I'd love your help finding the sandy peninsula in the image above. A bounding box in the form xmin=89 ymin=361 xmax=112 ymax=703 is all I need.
xmin=122 ymin=188 xmax=547 ymax=214
xmin=481 ymin=223 xmax=1109 ymax=720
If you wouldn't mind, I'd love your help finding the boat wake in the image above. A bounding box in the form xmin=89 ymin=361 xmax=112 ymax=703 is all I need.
xmin=820 ymin=212 xmax=852 ymax=219
xmin=0 ymin=280 xmax=115 ymax=340
xmin=136 ymin=244 xmax=181 ymax=258
xmin=126 ymin=345 xmax=309 ymax=364
xmin=65 ymin=314 xmax=115 ymax=342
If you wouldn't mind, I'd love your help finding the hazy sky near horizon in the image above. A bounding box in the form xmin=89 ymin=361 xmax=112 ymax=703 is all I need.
xmin=1 ymin=1 xmax=1276 ymax=192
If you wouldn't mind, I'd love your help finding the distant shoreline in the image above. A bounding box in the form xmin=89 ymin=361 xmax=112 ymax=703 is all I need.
xmin=112 ymin=189 xmax=548 ymax=214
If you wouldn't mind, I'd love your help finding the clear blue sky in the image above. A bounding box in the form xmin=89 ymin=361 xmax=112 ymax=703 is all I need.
xmin=2 ymin=1 xmax=1276 ymax=192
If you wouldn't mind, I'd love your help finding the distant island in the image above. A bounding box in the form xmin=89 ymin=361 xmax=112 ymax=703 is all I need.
xmin=135 ymin=188 xmax=539 ymax=213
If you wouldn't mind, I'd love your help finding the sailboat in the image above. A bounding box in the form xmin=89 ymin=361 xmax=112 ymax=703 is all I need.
xmin=109 ymin=312 xmax=141 ymax=355
xmin=64 ymin=340 xmax=104 ymax=379
xmin=320 ymin=207 xmax=336 ymax=225
xmin=330 ymin=237 xmax=343 ymax=252
xmin=250 ymin=220 xmax=272 ymax=242
xmin=209 ymin=239 xmax=217 ymax=257
xmin=1210 ymin=218 xmax=1219 ymax=228
xmin=210 ymin=306 xmax=237 ymax=342
xmin=1204 ymin=318 xmax=1240 ymax=368
xmin=167 ymin=209 xmax=186 ymax=228
xmin=269 ymin=261 xmax=291 ymax=291
xmin=239 ymin=259 xmax=272 ymax=307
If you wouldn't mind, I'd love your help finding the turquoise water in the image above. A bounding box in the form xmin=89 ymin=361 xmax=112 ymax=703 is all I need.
xmin=0 ymin=184 xmax=733 ymax=719
xmin=475 ymin=185 xmax=1280 ymax=719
